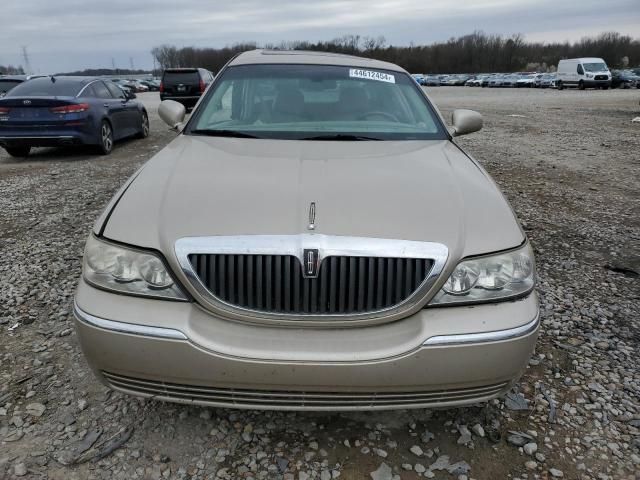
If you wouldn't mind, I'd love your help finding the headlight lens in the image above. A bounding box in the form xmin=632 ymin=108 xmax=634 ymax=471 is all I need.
xmin=83 ymin=235 xmax=187 ymax=300
xmin=429 ymin=243 xmax=535 ymax=305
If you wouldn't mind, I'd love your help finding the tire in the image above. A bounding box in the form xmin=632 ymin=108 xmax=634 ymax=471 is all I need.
xmin=578 ymin=80 xmax=585 ymax=90
xmin=556 ymin=81 xmax=563 ymax=90
xmin=5 ymin=146 xmax=31 ymax=158
xmin=98 ymin=120 xmax=114 ymax=155
xmin=136 ymin=111 xmax=149 ymax=139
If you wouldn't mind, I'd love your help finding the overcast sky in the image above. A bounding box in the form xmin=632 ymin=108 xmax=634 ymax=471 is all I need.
xmin=1 ymin=0 xmax=638 ymax=73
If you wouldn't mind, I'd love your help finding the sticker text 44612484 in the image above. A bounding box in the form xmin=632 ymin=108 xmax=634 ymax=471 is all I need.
xmin=349 ymin=69 xmax=396 ymax=84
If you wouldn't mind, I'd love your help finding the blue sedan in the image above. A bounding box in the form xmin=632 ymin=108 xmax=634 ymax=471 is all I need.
xmin=0 ymin=76 xmax=149 ymax=157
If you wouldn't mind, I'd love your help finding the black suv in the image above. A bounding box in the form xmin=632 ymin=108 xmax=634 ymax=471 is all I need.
xmin=159 ymin=68 xmax=214 ymax=109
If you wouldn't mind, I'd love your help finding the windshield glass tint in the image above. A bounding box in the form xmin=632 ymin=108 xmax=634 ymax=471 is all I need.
xmin=189 ymin=64 xmax=445 ymax=140
xmin=583 ymin=63 xmax=607 ymax=72
xmin=163 ymin=71 xmax=199 ymax=84
xmin=6 ymin=78 xmax=81 ymax=97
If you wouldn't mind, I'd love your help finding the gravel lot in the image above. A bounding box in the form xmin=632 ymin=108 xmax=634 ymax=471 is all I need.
xmin=0 ymin=88 xmax=638 ymax=480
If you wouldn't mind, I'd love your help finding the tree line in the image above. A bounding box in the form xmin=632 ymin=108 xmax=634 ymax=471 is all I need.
xmin=55 ymin=68 xmax=152 ymax=76
xmin=0 ymin=65 xmax=25 ymax=75
xmin=151 ymin=31 xmax=640 ymax=74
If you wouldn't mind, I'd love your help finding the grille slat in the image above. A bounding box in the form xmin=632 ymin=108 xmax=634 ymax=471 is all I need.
xmin=189 ymin=254 xmax=433 ymax=316
xmin=265 ymin=256 xmax=273 ymax=310
xmin=102 ymin=371 xmax=508 ymax=409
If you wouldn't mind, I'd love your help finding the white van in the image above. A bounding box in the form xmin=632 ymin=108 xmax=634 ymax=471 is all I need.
xmin=556 ymin=58 xmax=611 ymax=90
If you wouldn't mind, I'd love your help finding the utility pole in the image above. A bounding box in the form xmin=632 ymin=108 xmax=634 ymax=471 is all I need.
xmin=21 ymin=46 xmax=32 ymax=75
xmin=111 ymin=57 xmax=116 ymax=74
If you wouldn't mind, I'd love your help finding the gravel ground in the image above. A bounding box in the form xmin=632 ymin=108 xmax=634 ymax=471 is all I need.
xmin=0 ymin=88 xmax=638 ymax=480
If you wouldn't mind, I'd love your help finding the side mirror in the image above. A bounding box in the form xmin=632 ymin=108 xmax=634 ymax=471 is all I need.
xmin=159 ymin=100 xmax=186 ymax=130
xmin=450 ymin=109 xmax=483 ymax=137
xmin=126 ymin=90 xmax=136 ymax=100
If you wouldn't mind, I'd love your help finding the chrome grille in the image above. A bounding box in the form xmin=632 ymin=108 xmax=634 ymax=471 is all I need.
xmin=189 ymin=254 xmax=433 ymax=314
xmin=102 ymin=371 xmax=509 ymax=410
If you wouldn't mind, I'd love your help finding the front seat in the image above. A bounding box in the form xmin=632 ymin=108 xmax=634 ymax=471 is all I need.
xmin=337 ymin=87 xmax=369 ymax=120
xmin=271 ymin=88 xmax=305 ymax=123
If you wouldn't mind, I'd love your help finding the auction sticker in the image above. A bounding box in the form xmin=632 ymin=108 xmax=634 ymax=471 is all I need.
xmin=349 ymin=69 xmax=395 ymax=83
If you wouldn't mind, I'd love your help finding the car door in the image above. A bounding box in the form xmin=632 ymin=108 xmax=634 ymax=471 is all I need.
xmin=105 ymin=81 xmax=139 ymax=137
xmin=92 ymin=80 xmax=127 ymax=139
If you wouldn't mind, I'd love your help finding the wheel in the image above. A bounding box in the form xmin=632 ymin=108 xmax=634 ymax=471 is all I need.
xmin=578 ymin=80 xmax=585 ymax=90
xmin=5 ymin=146 xmax=31 ymax=157
xmin=98 ymin=120 xmax=114 ymax=155
xmin=556 ymin=81 xmax=563 ymax=90
xmin=136 ymin=111 xmax=149 ymax=139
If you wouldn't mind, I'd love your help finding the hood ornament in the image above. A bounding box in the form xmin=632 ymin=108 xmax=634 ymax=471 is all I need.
xmin=308 ymin=202 xmax=316 ymax=231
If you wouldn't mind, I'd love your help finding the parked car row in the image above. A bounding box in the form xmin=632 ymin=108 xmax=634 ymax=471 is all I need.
xmin=413 ymin=58 xmax=639 ymax=91
xmin=413 ymin=72 xmax=559 ymax=88
xmin=611 ymin=69 xmax=640 ymax=89
xmin=111 ymin=78 xmax=161 ymax=94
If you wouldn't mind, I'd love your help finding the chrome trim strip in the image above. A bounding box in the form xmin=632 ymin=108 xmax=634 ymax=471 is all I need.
xmin=0 ymin=136 xmax=75 ymax=140
xmin=73 ymin=301 xmax=187 ymax=340
xmin=175 ymin=235 xmax=449 ymax=325
xmin=423 ymin=313 xmax=539 ymax=347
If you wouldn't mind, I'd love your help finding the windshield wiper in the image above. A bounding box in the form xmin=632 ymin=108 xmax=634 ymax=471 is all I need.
xmin=300 ymin=134 xmax=383 ymax=141
xmin=191 ymin=129 xmax=262 ymax=139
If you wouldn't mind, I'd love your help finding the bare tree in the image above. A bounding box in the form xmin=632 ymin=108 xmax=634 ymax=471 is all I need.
xmin=151 ymin=32 xmax=640 ymax=75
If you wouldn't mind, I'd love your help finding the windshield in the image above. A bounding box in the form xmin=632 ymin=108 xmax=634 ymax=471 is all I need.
xmin=583 ymin=62 xmax=607 ymax=72
xmin=6 ymin=78 xmax=81 ymax=97
xmin=188 ymin=64 xmax=446 ymax=140
xmin=163 ymin=71 xmax=199 ymax=84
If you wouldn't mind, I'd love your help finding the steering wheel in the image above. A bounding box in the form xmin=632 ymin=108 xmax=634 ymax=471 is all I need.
xmin=357 ymin=111 xmax=399 ymax=122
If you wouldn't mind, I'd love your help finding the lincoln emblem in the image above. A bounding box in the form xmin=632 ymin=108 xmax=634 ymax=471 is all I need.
xmin=303 ymin=249 xmax=319 ymax=277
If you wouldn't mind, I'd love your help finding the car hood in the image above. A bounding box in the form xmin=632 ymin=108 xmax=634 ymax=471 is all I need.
xmin=101 ymin=135 xmax=523 ymax=265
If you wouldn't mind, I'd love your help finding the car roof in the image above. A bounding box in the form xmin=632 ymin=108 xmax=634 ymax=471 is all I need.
xmin=228 ymin=49 xmax=406 ymax=73
xmin=38 ymin=76 xmax=101 ymax=84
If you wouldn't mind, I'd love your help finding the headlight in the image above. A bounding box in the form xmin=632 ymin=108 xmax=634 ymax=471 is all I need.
xmin=586 ymin=73 xmax=594 ymax=78
xmin=83 ymin=235 xmax=187 ymax=300
xmin=429 ymin=243 xmax=535 ymax=306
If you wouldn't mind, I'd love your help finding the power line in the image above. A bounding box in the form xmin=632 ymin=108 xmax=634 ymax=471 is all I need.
xmin=21 ymin=46 xmax=32 ymax=75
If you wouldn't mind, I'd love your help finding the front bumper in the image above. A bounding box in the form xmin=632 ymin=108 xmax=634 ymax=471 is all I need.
xmin=584 ymin=79 xmax=611 ymax=87
xmin=73 ymin=280 xmax=539 ymax=410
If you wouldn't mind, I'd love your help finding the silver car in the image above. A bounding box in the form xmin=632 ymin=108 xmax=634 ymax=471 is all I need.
xmin=74 ymin=50 xmax=539 ymax=411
